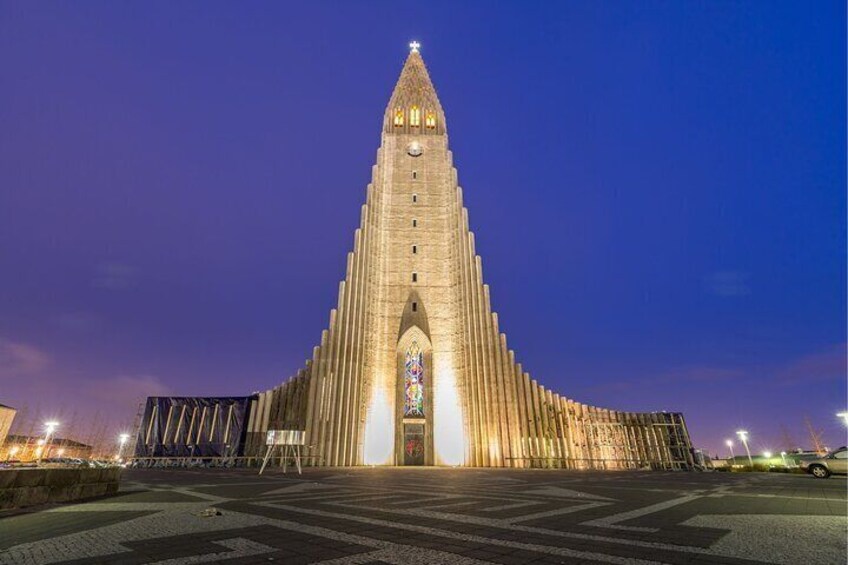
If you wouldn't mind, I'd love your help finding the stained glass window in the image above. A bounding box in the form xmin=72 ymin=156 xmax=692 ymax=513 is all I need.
xmin=404 ymin=340 xmax=424 ymax=417
xmin=410 ymin=105 xmax=421 ymax=127
xmin=394 ymin=108 xmax=404 ymax=126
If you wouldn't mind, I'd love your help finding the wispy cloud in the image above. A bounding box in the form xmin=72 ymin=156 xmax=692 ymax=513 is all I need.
xmin=0 ymin=338 xmax=50 ymax=375
xmin=86 ymin=374 xmax=173 ymax=406
xmin=654 ymin=366 xmax=746 ymax=384
xmin=704 ymin=271 xmax=751 ymax=297
xmin=585 ymin=364 xmax=745 ymax=394
xmin=51 ymin=312 xmax=101 ymax=332
xmin=586 ymin=343 xmax=845 ymax=394
xmin=776 ymin=343 xmax=846 ymax=386
xmin=92 ymin=262 xmax=137 ymax=290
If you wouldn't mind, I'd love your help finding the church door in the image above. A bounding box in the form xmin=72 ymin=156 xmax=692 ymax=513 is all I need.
xmin=403 ymin=423 xmax=425 ymax=465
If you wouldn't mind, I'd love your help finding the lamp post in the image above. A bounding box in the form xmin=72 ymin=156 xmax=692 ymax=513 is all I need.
xmin=38 ymin=421 xmax=59 ymax=465
xmin=117 ymin=433 xmax=130 ymax=463
xmin=780 ymin=451 xmax=787 ymax=466
xmin=725 ymin=439 xmax=735 ymax=462
xmin=736 ymin=430 xmax=753 ymax=467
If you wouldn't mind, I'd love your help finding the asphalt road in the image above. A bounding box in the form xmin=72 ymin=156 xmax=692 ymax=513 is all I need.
xmin=1 ymin=467 xmax=846 ymax=564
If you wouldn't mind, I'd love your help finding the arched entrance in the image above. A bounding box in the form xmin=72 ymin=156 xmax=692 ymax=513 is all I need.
xmin=395 ymin=292 xmax=434 ymax=465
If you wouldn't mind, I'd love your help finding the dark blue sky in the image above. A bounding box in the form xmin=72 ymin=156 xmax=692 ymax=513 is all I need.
xmin=1 ymin=2 xmax=845 ymax=455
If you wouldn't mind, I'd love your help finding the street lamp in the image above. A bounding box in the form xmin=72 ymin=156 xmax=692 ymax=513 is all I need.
xmin=838 ymin=412 xmax=848 ymax=427
xmin=38 ymin=421 xmax=59 ymax=465
xmin=116 ymin=433 xmax=130 ymax=462
xmin=736 ymin=430 xmax=753 ymax=467
xmin=725 ymin=439 xmax=735 ymax=462
xmin=780 ymin=451 xmax=787 ymax=466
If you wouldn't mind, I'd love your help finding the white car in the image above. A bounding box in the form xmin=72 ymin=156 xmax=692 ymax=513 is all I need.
xmin=803 ymin=447 xmax=848 ymax=478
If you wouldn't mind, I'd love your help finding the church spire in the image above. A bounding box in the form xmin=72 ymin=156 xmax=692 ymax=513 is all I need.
xmin=383 ymin=42 xmax=446 ymax=135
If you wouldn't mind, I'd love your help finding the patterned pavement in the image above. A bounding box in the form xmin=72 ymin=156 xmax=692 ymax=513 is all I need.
xmin=1 ymin=467 xmax=846 ymax=564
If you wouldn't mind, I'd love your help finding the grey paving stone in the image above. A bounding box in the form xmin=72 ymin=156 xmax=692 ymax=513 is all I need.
xmin=0 ymin=468 xmax=845 ymax=565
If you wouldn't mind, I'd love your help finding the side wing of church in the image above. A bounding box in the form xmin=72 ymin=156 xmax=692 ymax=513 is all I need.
xmin=129 ymin=47 xmax=691 ymax=469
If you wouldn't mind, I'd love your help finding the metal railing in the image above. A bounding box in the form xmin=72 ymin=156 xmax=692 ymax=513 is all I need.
xmin=128 ymin=455 xmax=324 ymax=469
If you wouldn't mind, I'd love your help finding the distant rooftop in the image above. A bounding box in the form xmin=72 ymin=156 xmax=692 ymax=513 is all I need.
xmin=6 ymin=434 xmax=92 ymax=449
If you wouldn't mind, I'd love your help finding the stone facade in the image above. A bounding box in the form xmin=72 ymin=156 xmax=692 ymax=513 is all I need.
xmin=0 ymin=467 xmax=121 ymax=510
xmin=246 ymin=48 xmax=694 ymax=469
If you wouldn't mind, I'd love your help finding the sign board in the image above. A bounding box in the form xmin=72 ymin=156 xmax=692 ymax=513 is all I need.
xmin=266 ymin=430 xmax=306 ymax=446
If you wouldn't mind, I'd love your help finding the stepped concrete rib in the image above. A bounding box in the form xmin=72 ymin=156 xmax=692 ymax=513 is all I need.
xmin=244 ymin=46 xmax=694 ymax=469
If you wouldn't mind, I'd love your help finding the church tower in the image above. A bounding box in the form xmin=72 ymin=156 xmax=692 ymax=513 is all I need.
xmin=244 ymin=44 xmax=694 ymax=469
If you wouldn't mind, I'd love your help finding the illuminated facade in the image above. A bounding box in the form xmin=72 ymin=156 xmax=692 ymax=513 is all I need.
xmin=3 ymin=435 xmax=93 ymax=462
xmin=245 ymin=45 xmax=694 ymax=469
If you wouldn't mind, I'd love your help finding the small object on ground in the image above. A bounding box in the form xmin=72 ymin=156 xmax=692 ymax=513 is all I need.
xmin=199 ymin=507 xmax=222 ymax=517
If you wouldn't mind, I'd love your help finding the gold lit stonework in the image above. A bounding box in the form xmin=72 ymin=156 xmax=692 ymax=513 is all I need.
xmin=245 ymin=46 xmax=695 ymax=470
xmin=425 ymin=111 xmax=436 ymax=128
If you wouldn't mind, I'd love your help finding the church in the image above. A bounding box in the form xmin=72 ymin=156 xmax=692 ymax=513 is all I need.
xmin=138 ymin=44 xmax=694 ymax=469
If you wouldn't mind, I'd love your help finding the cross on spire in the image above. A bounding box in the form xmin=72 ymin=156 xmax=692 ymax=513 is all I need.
xmin=409 ymin=41 xmax=421 ymax=53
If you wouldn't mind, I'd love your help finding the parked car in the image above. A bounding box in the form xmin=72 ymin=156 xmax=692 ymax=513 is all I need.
xmin=802 ymin=447 xmax=847 ymax=478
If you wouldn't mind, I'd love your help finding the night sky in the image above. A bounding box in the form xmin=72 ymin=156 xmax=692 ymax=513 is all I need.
xmin=1 ymin=2 xmax=845 ymax=456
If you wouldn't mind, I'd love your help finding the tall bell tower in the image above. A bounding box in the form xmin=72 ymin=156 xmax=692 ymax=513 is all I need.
xmin=364 ymin=41 xmax=467 ymax=466
xmin=247 ymin=43 xmax=694 ymax=471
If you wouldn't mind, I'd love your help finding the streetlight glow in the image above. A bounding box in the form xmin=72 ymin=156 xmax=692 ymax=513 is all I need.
xmin=736 ymin=430 xmax=753 ymax=467
xmin=763 ymin=451 xmax=772 ymax=459
xmin=38 ymin=421 xmax=60 ymax=465
xmin=116 ymin=433 xmax=131 ymax=463
xmin=725 ymin=439 xmax=735 ymax=462
xmin=838 ymin=412 xmax=848 ymax=426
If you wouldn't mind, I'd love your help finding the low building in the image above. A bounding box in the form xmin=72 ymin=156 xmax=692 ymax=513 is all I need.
xmin=3 ymin=434 xmax=93 ymax=461
xmin=134 ymin=396 xmax=254 ymax=458
xmin=0 ymin=404 xmax=15 ymax=447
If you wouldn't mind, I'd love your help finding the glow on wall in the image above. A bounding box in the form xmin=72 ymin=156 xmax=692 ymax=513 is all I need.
xmin=363 ymin=388 xmax=393 ymax=465
xmin=433 ymin=360 xmax=466 ymax=466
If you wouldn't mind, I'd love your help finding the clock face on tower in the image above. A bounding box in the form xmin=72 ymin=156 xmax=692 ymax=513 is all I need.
xmin=407 ymin=141 xmax=423 ymax=157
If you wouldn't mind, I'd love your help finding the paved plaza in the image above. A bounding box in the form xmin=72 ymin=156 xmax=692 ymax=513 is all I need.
xmin=1 ymin=468 xmax=846 ymax=564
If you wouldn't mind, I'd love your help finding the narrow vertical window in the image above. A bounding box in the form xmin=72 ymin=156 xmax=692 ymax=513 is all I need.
xmin=425 ymin=111 xmax=436 ymax=128
xmin=412 ymin=219 xmax=417 ymax=227
xmin=412 ymin=171 xmax=417 ymax=179
xmin=404 ymin=340 xmax=424 ymax=417
xmin=412 ymin=194 xmax=417 ymax=203
xmin=394 ymin=108 xmax=404 ymax=127
xmin=410 ymin=105 xmax=420 ymax=127
xmin=412 ymin=272 xmax=417 ymax=283
xmin=412 ymin=302 xmax=417 ymax=312
xmin=412 ymin=245 xmax=417 ymax=254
